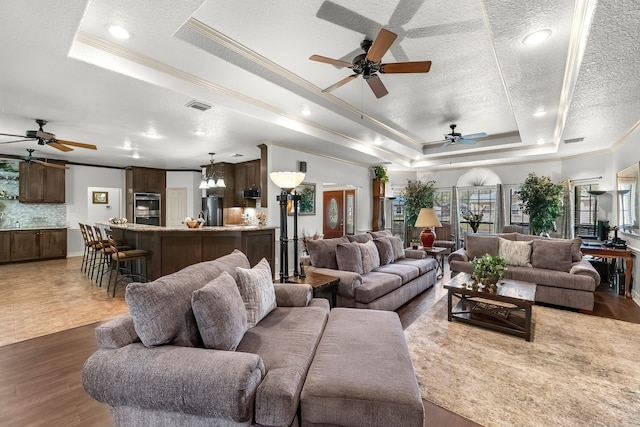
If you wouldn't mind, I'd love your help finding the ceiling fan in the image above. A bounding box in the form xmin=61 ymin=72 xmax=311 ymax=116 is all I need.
xmin=0 ymin=119 xmax=97 ymax=152
xmin=441 ymin=124 xmax=487 ymax=148
xmin=309 ymin=28 xmax=432 ymax=98
xmin=23 ymin=149 xmax=69 ymax=170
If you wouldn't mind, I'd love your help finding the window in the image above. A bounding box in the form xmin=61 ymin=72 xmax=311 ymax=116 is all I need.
xmin=457 ymin=186 xmax=497 ymax=234
xmin=434 ymin=188 xmax=452 ymax=223
xmin=574 ymin=184 xmax=599 ymax=238
xmin=506 ymin=186 xmax=530 ymax=234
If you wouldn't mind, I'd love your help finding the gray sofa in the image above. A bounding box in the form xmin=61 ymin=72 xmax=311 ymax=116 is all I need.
xmin=82 ymin=249 xmax=330 ymax=427
xmin=304 ymin=230 xmax=438 ymax=311
xmin=449 ymin=232 xmax=601 ymax=311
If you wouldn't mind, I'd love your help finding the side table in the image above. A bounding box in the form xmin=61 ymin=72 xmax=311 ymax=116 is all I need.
xmin=285 ymin=271 xmax=340 ymax=308
xmin=422 ymin=246 xmax=449 ymax=278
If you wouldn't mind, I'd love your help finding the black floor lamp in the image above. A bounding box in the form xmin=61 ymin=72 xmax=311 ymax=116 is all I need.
xmin=270 ymin=171 xmax=305 ymax=283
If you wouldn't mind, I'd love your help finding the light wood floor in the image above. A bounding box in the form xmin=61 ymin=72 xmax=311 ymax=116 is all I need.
xmin=1 ymin=256 xmax=639 ymax=426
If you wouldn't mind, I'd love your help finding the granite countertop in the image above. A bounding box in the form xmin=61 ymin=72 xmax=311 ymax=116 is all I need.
xmin=98 ymin=222 xmax=275 ymax=232
xmin=0 ymin=226 xmax=68 ymax=231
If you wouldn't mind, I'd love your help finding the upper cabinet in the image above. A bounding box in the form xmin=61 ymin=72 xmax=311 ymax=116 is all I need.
xmin=234 ymin=160 xmax=260 ymax=207
xmin=18 ymin=162 xmax=66 ymax=203
xmin=127 ymin=167 xmax=166 ymax=194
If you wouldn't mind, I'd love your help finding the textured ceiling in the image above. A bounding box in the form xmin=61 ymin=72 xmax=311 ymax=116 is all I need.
xmin=0 ymin=0 xmax=638 ymax=171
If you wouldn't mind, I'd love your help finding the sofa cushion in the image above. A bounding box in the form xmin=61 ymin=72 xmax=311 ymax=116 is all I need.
xmin=236 ymin=258 xmax=277 ymax=328
xmin=389 ymin=236 xmax=405 ymax=260
xmin=307 ymin=236 xmax=349 ymax=269
xmin=236 ymin=305 xmax=329 ymax=426
xmin=394 ymin=257 xmax=437 ymax=275
xmin=355 ymin=272 xmax=402 ymax=304
xmin=374 ymin=237 xmax=395 ymax=265
xmin=359 ymin=240 xmax=381 ymax=274
xmin=531 ymin=239 xmax=573 ymax=272
xmin=126 ymin=249 xmax=250 ymax=348
xmin=192 ymin=272 xmax=248 ymax=351
xmin=515 ymin=234 xmax=583 ymax=263
xmin=373 ymin=263 xmax=420 ymax=284
xmin=347 ymin=234 xmax=372 ymax=243
xmin=336 ymin=242 xmax=364 ymax=274
xmin=466 ymin=234 xmax=499 ymax=260
xmin=498 ymin=237 xmax=532 ymax=267
xmin=368 ymin=229 xmax=392 ymax=238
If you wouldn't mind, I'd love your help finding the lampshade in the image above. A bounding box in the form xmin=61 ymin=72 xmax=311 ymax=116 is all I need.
xmin=414 ymin=208 xmax=442 ymax=228
xmin=216 ymin=177 xmax=226 ymax=188
xmin=198 ymin=179 xmax=208 ymax=189
xmin=587 ymin=190 xmax=607 ymax=196
xmin=207 ymin=177 xmax=217 ymax=188
xmin=270 ymin=171 xmax=305 ymax=191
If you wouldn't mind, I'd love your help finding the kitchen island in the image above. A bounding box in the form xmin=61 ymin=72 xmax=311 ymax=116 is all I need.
xmin=103 ymin=223 xmax=275 ymax=281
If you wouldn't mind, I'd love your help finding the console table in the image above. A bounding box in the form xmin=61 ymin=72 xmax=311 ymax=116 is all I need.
xmin=580 ymin=245 xmax=634 ymax=298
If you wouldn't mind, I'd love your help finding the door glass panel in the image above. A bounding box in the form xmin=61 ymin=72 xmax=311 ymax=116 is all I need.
xmin=328 ymin=198 xmax=339 ymax=229
xmin=345 ymin=193 xmax=354 ymax=234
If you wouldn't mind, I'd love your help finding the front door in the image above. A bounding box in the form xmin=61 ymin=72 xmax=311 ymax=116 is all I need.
xmin=323 ymin=191 xmax=344 ymax=239
xmin=166 ymin=187 xmax=188 ymax=227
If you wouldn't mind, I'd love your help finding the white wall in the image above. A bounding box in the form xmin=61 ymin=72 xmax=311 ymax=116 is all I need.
xmin=166 ymin=171 xmax=201 ymax=218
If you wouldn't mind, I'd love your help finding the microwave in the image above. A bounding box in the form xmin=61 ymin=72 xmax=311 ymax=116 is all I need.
xmin=242 ymin=188 xmax=261 ymax=199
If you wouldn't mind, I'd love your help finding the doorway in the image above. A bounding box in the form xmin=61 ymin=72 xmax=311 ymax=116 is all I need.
xmin=166 ymin=187 xmax=188 ymax=227
xmin=323 ymin=189 xmax=356 ymax=238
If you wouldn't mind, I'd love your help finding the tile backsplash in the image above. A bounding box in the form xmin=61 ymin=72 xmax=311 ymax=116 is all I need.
xmin=0 ymin=159 xmax=67 ymax=229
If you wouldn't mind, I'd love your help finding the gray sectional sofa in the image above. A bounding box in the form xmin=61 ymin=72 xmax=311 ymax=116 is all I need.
xmin=304 ymin=230 xmax=438 ymax=311
xmin=449 ymin=232 xmax=601 ymax=311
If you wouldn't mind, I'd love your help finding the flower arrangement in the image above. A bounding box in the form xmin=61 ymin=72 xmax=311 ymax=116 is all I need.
xmin=471 ymin=254 xmax=507 ymax=291
xmin=256 ymin=212 xmax=266 ymax=227
xmin=462 ymin=209 xmax=484 ymax=233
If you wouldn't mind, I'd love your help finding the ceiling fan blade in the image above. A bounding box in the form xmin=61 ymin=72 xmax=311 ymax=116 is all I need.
xmin=0 ymin=139 xmax=32 ymax=144
xmin=33 ymin=159 xmax=69 ymax=170
xmin=0 ymin=132 xmax=28 ymax=138
xmin=365 ymin=29 xmax=397 ymax=63
xmin=440 ymin=140 xmax=452 ymax=148
xmin=309 ymin=54 xmax=353 ymax=68
xmin=47 ymin=141 xmax=73 ymax=152
xmin=380 ymin=61 xmax=432 ymax=74
xmin=459 ymin=138 xmax=478 ymax=145
xmin=366 ymin=75 xmax=389 ymax=99
xmin=322 ymin=74 xmax=358 ymax=93
xmin=55 ymin=139 xmax=98 ymax=150
xmin=316 ymin=1 xmax=381 ymax=36
xmin=461 ymin=132 xmax=488 ymax=140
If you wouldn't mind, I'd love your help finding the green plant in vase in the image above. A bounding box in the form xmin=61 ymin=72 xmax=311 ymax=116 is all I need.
xmin=471 ymin=254 xmax=507 ymax=292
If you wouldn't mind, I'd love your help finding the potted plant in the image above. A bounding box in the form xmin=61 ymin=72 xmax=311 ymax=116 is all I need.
xmin=372 ymin=166 xmax=389 ymax=182
xmin=471 ymin=254 xmax=507 ymax=291
xmin=518 ymin=172 xmax=563 ymax=235
xmin=401 ymin=179 xmax=436 ymax=246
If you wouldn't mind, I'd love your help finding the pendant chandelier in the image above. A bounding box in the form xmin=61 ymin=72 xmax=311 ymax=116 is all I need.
xmin=199 ymin=152 xmax=226 ymax=189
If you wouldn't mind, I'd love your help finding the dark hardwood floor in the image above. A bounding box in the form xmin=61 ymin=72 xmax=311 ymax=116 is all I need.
xmin=1 ymin=260 xmax=638 ymax=427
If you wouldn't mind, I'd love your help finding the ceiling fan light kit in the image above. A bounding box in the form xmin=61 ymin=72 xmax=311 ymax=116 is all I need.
xmin=310 ymin=28 xmax=432 ymax=99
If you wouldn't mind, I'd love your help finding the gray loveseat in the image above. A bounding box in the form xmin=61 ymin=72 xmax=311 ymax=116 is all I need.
xmin=304 ymin=230 xmax=438 ymax=311
xmin=449 ymin=232 xmax=601 ymax=311
xmin=82 ymin=249 xmax=330 ymax=426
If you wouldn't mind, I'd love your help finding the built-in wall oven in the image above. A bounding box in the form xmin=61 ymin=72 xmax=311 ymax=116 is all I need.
xmin=134 ymin=192 xmax=161 ymax=225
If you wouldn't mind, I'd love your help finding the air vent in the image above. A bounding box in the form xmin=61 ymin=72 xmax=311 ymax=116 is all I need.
xmin=231 ymin=153 xmax=244 ymax=157
xmin=185 ymin=100 xmax=212 ymax=111
xmin=564 ymin=137 xmax=585 ymax=144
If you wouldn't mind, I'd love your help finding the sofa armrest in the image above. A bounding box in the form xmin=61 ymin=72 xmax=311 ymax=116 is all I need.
xmin=306 ymin=266 xmax=362 ymax=298
xmin=448 ymin=248 xmax=469 ymax=263
xmin=82 ymin=343 xmax=264 ymax=422
xmin=570 ymin=260 xmax=601 ymax=286
xmin=404 ymin=249 xmax=426 ymax=259
xmin=274 ymin=283 xmax=312 ymax=307
xmin=95 ymin=315 xmax=139 ymax=349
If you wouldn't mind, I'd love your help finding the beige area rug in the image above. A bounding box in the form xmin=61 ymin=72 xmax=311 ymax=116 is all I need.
xmin=404 ymin=297 xmax=640 ymax=427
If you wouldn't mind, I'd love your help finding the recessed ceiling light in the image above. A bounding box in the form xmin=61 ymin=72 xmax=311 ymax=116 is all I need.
xmin=373 ymin=137 xmax=383 ymax=146
xmin=523 ymin=29 xmax=552 ymax=46
xmin=132 ymin=151 xmax=140 ymax=159
xmin=105 ymin=24 xmax=131 ymax=40
xmin=193 ymin=129 xmax=206 ymax=136
xmin=301 ymin=107 xmax=311 ymax=116
xmin=144 ymin=131 xmax=160 ymax=139
xmin=533 ymin=110 xmax=547 ymax=117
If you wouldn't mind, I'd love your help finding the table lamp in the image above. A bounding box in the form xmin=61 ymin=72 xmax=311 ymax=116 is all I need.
xmin=270 ymin=171 xmax=305 ymax=282
xmin=414 ymin=208 xmax=442 ymax=249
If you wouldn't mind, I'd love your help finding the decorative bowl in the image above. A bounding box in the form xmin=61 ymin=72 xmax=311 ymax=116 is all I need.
xmin=186 ymin=220 xmax=200 ymax=228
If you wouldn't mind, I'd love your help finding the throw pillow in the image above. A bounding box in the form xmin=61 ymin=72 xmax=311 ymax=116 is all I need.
xmin=373 ymin=237 xmax=394 ymax=265
xmin=306 ymin=236 xmax=349 ymax=269
xmin=192 ymin=272 xmax=248 ymax=351
xmin=368 ymin=229 xmax=392 ymax=238
xmin=126 ymin=249 xmax=250 ymax=348
xmin=498 ymin=237 xmax=532 ymax=267
xmin=346 ymin=234 xmax=373 ymax=243
xmin=465 ymin=234 xmax=499 ymax=260
xmin=236 ymin=258 xmax=277 ymax=328
xmin=359 ymin=240 xmax=381 ymax=274
xmin=531 ymin=239 xmax=573 ymax=272
xmin=389 ymin=236 xmax=405 ymax=260
xmin=336 ymin=242 xmax=364 ymax=274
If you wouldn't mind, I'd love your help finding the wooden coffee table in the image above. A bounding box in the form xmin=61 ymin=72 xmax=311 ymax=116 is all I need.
xmin=285 ymin=271 xmax=339 ymax=307
xmin=444 ymin=273 xmax=537 ymax=341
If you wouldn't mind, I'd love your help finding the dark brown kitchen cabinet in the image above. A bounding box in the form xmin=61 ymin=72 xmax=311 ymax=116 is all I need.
xmin=125 ymin=167 xmax=166 ymax=224
xmin=18 ymin=162 xmax=66 ymax=203
xmin=233 ymin=160 xmax=260 ymax=207
xmin=0 ymin=232 xmax=11 ymax=263
xmin=7 ymin=228 xmax=67 ymax=262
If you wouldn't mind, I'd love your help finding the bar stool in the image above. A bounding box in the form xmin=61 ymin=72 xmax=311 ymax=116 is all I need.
xmin=106 ymin=234 xmax=148 ymax=297
xmin=92 ymin=225 xmax=127 ymax=287
xmin=78 ymin=224 xmax=92 ymax=275
xmin=82 ymin=224 xmax=102 ymax=280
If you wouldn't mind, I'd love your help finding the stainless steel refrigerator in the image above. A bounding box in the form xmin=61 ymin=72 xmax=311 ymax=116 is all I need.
xmin=202 ymin=196 xmax=223 ymax=226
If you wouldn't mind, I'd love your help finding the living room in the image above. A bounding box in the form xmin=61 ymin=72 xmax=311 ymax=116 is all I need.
xmin=1 ymin=1 xmax=640 ymax=426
